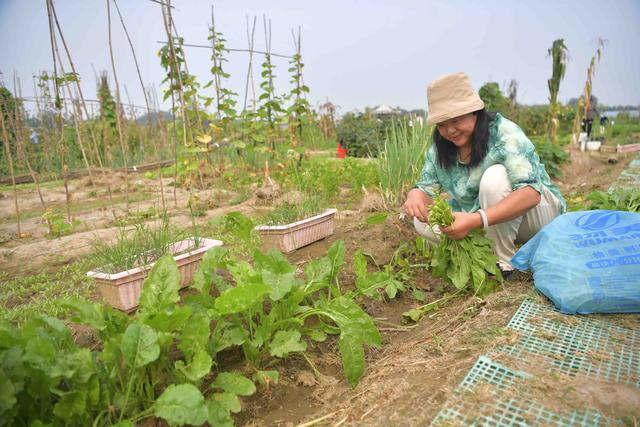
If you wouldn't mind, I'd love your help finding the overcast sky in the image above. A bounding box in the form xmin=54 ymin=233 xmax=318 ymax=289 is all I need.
xmin=1 ymin=0 xmax=638 ymax=115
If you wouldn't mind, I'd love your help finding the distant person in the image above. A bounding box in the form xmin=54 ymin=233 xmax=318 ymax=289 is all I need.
xmin=599 ymin=115 xmax=608 ymax=134
xmin=403 ymin=72 xmax=566 ymax=277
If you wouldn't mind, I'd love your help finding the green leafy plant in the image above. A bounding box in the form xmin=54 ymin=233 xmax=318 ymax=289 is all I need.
xmin=42 ymin=208 xmax=81 ymax=237
xmin=256 ymin=50 xmax=285 ymax=150
xmin=286 ymin=47 xmax=310 ymax=142
xmin=336 ymin=112 xmax=385 ymax=158
xmin=478 ymin=82 xmax=512 ymax=117
xmin=0 ymin=256 xmax=256 ymax=426
xmin=189 ymin=240 xmax=381 ymax=387
xmin=204 ymin=25 xmax=237 ymax=123
xmin=585 ymin=188 xmax=640 ymax=212
xmin=532 ymin=136 xmax=568 ymax=178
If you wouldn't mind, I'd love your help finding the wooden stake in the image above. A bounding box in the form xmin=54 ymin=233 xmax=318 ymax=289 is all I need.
xmin=0 ymin=94 xmax=20 ymax=236
xmin=7 ymin=81 xmax=50 ymax=232
xmin=45 ymin=0 xmax=72 ymax=221
xmin=243 ymin=15 xmax=257 ymax=112
xmin=106 ymin=0 xmax=130 ymax=212
xmin=46 ymin=0 xmax=96 ymax=187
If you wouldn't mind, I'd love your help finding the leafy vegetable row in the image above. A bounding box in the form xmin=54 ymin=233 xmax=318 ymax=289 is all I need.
xmin=1 ymin=240 xmax=389 ymax=426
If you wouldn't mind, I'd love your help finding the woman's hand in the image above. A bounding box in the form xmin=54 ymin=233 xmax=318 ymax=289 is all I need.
xmin=440 ymin=211 xmax=482 ymax=240
xmin=403 ymin=188 xmax=432 ymax=222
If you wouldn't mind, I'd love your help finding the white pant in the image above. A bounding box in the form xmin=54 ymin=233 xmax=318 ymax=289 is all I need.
xmin=413 ymin=164 xmax=563 ymax=271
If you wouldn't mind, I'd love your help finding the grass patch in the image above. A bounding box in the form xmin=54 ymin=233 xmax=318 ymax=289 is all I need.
xmin=0 ymin=258 xmax=97 ymax=325
xmin=0 ymin=179 xmax=65 ymax=193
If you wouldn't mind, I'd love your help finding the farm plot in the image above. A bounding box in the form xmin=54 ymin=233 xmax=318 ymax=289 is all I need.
xmin=1 ymin=150 xmax=638 ymax=426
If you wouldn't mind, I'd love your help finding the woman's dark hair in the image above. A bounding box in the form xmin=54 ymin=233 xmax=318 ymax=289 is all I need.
xmin=432 ymin=109 xmax=496 ymax=169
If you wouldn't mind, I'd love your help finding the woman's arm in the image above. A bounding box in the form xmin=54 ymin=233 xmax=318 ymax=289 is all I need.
xmin=441 ymin=186 xmax=540 ymax=240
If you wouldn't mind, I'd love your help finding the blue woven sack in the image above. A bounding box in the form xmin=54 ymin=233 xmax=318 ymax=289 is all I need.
xmin=512 ymin=210 xmax=640 ymax=314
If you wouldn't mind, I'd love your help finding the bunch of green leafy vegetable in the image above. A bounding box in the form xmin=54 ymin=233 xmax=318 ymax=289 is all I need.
xmin=428 ymin=194 xmax=502 ymax=293
xmin=403 ymin=194 xmax=503 ymax=322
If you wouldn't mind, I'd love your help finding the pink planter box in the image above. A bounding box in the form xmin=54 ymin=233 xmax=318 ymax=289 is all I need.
xmin=255 ymin=209 xmax=337 ymax=253
xmin=87 ymin=237 xmax=223 ymax=311
xmin=617 ymin=143 xmax=640 ymax=154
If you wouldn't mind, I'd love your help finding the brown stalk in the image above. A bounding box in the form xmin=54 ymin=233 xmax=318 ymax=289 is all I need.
xmin=0 ymin=94 xmax=21 ymax=236
xmin=113 ymin=0 xmax=157 ymax=166
xmin=50 ymin=0 xmax=117 ymax=212
xmin=8 ymin=80 xmax=50 ymax=232
xmin=45 ymin=0 xmax=72 ymax=221
xmin=160 ymin=2 xmax=179 ymax=206
xmin=106 ymin=0 xmax=130 ymax=212
xmin=243 ymin=15 xmax=258 ymax=112
xmin=46 ymin=0 xmax=96 ymax=187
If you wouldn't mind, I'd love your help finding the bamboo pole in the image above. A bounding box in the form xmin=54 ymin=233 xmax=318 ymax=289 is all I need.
xmin=149 ymin=84 xmax=171 ymax=205
xmin=160 ymin=1 xmax=179 ymax=206
xmin=51 ymin=0 xmax=114 ymax=172
xmin=8 ymin=80 xmax=50 ymax=232
xmin=210 ymin=5 xmax=222 ymax=115
xmin=169 ymin=16 xmax=205 ymax=135
xmin=0 ymin=94 xmax=21 ymax=236
xmin=46 ymin=0 xmax=97 ymax=188
xmin=113 ymin=0 xmax=156 ymax=165
xmin=106 ymin=0 xmax=130 ymax=212
xmin=31 ymin=75 xmax=54 ymax=175
xmin=155 ymin=41 xmax=293 ymax=59
xmin=112 ymin=0 xmax=155 ymax=127
xmin=45 ymin=0 xmax=72 ymax=221
xmin=243 ymin=15 xmax=257 ymax=112
xmin=161 ymin=2 xmax=189 ymax=149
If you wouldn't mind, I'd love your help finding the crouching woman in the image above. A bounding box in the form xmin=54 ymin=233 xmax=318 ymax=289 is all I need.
xmin=403 ymin=72 xmax=566 ymax=276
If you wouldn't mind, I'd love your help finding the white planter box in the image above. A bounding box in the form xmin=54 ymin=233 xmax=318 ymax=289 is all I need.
xmin=87 ymin=237 xmax=223 ymax=311
xmin=255 ymin=209 xmax=337 ymax=253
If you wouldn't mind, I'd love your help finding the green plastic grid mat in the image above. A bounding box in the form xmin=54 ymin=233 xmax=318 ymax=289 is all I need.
xmin=501 ymin=299 xmax=639 ymax=387
xmin=614 ymin=155 xmax=640 ymax=188
xmin=430 ymin=356 xmax=612 ymax=426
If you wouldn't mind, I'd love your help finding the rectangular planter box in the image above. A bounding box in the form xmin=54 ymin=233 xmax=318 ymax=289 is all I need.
xmin=617 ymin=143 xmax=640 ymax=154
xmin=255 ymin=208 xmax=337 ymax=253
xmin=87 ymin=237 xmax=223 ymax=311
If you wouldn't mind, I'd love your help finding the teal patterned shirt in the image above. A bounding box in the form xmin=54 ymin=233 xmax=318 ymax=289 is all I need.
xmin=416 ymin=113 xmax=566 ymax=213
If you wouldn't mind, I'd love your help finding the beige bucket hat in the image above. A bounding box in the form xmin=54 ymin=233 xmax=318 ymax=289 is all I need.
xmin=426 ymin=72 xmax=485 ymax=125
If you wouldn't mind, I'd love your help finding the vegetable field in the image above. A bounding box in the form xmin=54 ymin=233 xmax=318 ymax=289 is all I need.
xmin=2 ymin=1 xmax=640 ymax=425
